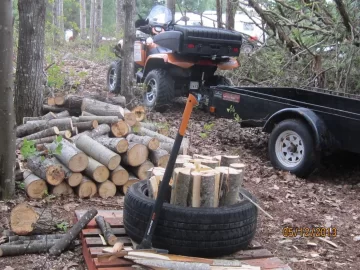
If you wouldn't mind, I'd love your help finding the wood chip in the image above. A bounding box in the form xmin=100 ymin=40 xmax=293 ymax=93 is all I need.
xmin=318 ymin=237 xmax=338 ymax=248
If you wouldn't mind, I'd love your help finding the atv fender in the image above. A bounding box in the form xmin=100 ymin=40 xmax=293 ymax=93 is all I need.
xmin=144 ymin=54 xmax=195 ymax=77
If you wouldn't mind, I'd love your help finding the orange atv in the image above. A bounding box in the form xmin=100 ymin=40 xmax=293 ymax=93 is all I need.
xmin=107 ymin=5 xmax=243 ymax=111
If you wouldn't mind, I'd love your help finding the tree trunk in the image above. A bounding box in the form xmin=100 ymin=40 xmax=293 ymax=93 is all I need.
xmin=95 ymin=0 xmax=103 ymax=48
xmin=90 ymin=0 xmax=96 ymax=50
xmin=53 ymin=0 xmax=61 ymax=42
xmin=27 ymin=156 xmax=65 ymax=186
xmin=23 ymin=170 xmax=48 ymax=199
xmin=0 ymin=0 xmax=16 ymax=199
xmin=111 ymin=165 xmax=129 ymax=186
xmin=76 ymin=176 xmax=97 ymax=198
xmin=95 ymin=216 xmax=118 ymax=245
xmin=121 ymin=142 xmax=148 ymax=167
xmin=97 ymin=180 xmax=117 ymax=198
xmin=94 ymin=136 xmax=129 ymax=153
xmin=75 ymin=134 xmax=121 ymax=170
xmin=226 ymin=0 xmax=237 ymax=30
xmin=116 ymin=0 xmax=124 ymax=36
xmin=79 ymin=0 xmax=87 ymax=39
xmin=111 ymin=120 xmax=131 ymax=137
xmin=15 ymin=0 xmax=46 ymax=124
xmin=84 ymin=157 xmax=109 ymax=183
xmin=149 ymin=149 xmax=170 ymax=168
xmin=216 ymin=0 xmax=223 ymax=28
xmin=166 ymin=0 xmax=176 ymax=20
xmin=127 ymin=134 xmax=159 ymax=151
xmin=59 ymin=0 xmax=64 ymax=36
xmin=121 ymin=0 xmax=136 ymax=103
xmin=131 ymin=160 xmax=154 ymax=180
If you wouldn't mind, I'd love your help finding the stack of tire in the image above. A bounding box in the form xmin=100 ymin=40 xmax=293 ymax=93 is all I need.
xmin=123 ymin=180 xmax=258 ymax=257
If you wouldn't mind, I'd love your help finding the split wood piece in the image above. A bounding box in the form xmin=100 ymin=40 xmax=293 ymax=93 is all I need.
xmin=90 ymin=124 xmax=111 ymax=138
xmin=18 ymin=127 xmax=60 ymax=142
xmin=47 ymin=97 xmax=56 ymax=106
xmin=230 ymin=163 xmax=246 ymax=173
xmin=122 ymin=174 xmax=139 ymax=194
xmin=97 ymin=180 xmax=117 ymax=198
xmin=50 ymin=181 xmax=74 ymax=196
xmin=79 ymin=116 xmax=119 ymax=125
xmin=123 ymin=108 xmax=137 ymax=127
xmin=81 ymin=98 xmax=125 ymax=118
xmin=73 ymin=120 xmax=98 ymax=131
xmin=94 ymin=135 xmax=128 ymax=154
xmin=95 ymin=216 xmax=118 ymax=245
xmin=146 ymin=167 xmax=165 ymax=183
xmin=149 ymin=148 xmax=170 ymax=168
xmin=55 ymin=110 xmax=71 ymax=118
xmin=215 ymin=167 xmax=243 ymax=206
xmin=110 ymin=165 xmax=129 ymax=186
xmin=147 ymin=176 xmax=159 ymax=199
xmin=121 ymin=142 xmax=148 ymax=167
xmin=111 ymin=120 xmax=131 ymax=137
xmin=200 ymin=159 xmax=220 ymax=169
xmin=131 ymin=160 xmax=154 ymax=180
xmin=87 ymin=94 xmax=126 ymax=107
xmin=171 ymin=168 xmax=192 ymax=207
xmin=49 ymin=208 xmax=98 ymax=256
xmin=47 ymin=139 xmax=89 ymax=172
xmin=23 ymin=170 xmax=48 ymax=199
xmin=220 ymin=155 xmax=241 ymax=167
xmin=131 ymin=106 xmax=146 ymax=122
xmin=193 ymin=154 xmax=213 ymax=160
xmin=113 ymin=241 xmax=124 ymax=252
xmin=50 ymin=157 xmax=82 ymax=187
xmin=16 ymin=120 xmax=48 ymax=138
xmin=58 ymin=130 xmax=72 ymax=139
xmin=27 ymin=156 xmax=65 ymax=186
xmin=188 ymin=172 xmax=201 ymax=207
xmin=56 ymin=95 xmax=83 ymax=109
xmin=85 ymin=157 xmax=109 ymax=183
xmin=0 ymin=241 xmax=56 ymax=257
xmin=76 ymin=176 xmax=97 ymax=198
xmin=75 ymin=135 xmax=121 ymax=170
xmin=81 ymin=111 xmax=95 ymax=116
xmin=174 ymin=159 xmax=187 ymax=169
xmin=127 ymin=134 xmax=159 ymax=151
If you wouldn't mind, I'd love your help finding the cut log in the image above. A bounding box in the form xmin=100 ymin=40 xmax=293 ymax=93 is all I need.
xmin=188 ymin=172 xmax=201 ymax=207
xmin=95 ymin=216 xmax=118 ymax=245
xmin=59 ymin=95 xmax=83 ymax=109
xmin=54 ymin=95 xmax=65 ymax=105
xmin=30 ymin=136 xmax=57 ymax=145
xmin=220 ymin=155 xmax=240 ymax=167
xmin=122 ymin=174 xmax=139 ymax=194
xmin=71 ymin=116 xmax=79 ymax=123
xmin=50 ymin=157 xmax=82 ymax=187
xmin=174 ymin=159 xmax=186 ymax=168
xmin=47 ymin=139 xmax=89 ymax=172
xmin=127 ymin=134 xmax=159 ymax=151
xmin=87 ymin=94 xmax=126 ymax=108
xmin=131 ymin=106 xmax=146 ymax=122
xmin=76 ymin=176 xmax=97 ymax=198
xmin=158 ymin=142 xmax=174 ymax=153
xmin=215 ymin=167 xmax=242 ymax=206
xmin=7 ymin=234 xmax=65 ymax=242
xmin=50 ymin=181 xmax=74 ymax=196
xmin=0 ymin=241 xmax=56 ymax=257
xmin=135 ymin=122 xmax=157 ymax=132
xmin=94 ymin=136 xmax=128 ymax=154
xmin=84 ymin=157 xmax=109 ymax=183
xmin=47 ymin=97 xmax=56 ymax=106
xmin=193 ymin=154 xmax=213 ymax=160
xmin=149 ymin=149 xmax=170 ymax=168
xmin=79 ymin=116 xmax=119 ymax=125
xmin=90 ymin=124 xmax=111 ymax=138
xmin=124 ymin=109 xmax=137 ymax=127
xmin=71 ymin=127 xmax=78 ymax=135
xmin=230 ymin=163 xmax=246 ymax=172
xmin=75 ymin=135 xmax=121 ymax=170
xmin=82 ymin=111 xmax=95 ymax=116
xmin=73 ymin=120 xmax=99 ymax=131
xmin=110 ymin=165 xmax=129 ymax=186
xmin=18 ymin=127 xmax=60 ymax=141
xmin=43 ymin=104 xmax=79 ymax=114
xmin=111 ymin=120 xmax=131 ymax=137
xmin=199 ymin=159 xmax=219 ymax=169
xmin=23 ymin=112 xmax=56 ymax=124
xmin=97 ymin=180 xmax=117 ymax=199
xmin=47 ymin=118 xmax=73 ymax=130
xmin=55 ymin=110 xmax=70 ymax=118
xmin=27 ymin=156 xmax=65 ymax=186
xmin=58 ymin=130 xmax=72 ymax=139
xmin=23 ymin=171 xmax=48 ymax=199
xmin=23 ymin=116 xmax=43 ymax=124
xmin=81 ymin=98 xmax=125 ymax=118
xmin=170 ymin=168 xmax=192 ymax=207
xmin=146 ymin=167 xmax=165 ymax=181
xmin=16 ymin=120 xmax=48 ymax=138
xmin=147 ymin=176 xmax=159 ymax=199
xmin=121 ymin=142 xmax=148 ymax=167
xmin=49 ymin=208 xmax=98 ymax=256
xmin=70 ymin=131 xmax=92 ymax=143
xmin=131 ymin=160 xmax=154 ymax=180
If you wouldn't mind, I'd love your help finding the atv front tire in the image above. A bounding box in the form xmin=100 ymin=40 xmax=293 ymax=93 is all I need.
xmin=107 ymin=60 xmax=122 ymax=93
xmin=143 ymin=69 xmax=175 ymax=112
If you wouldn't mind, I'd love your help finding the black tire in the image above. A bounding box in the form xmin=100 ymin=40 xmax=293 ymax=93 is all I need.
xmin=124 ymin=180 xmax=258 ymax=257
xmin=205 ymin=75 xmax=233 ymax=87
xmin=268 ymin=119 xmax=318 ymax=178
xmin=143 ymin=69 xmax=175 ymax=112
xmin=106 ymin=60 xmax=122 ymax=93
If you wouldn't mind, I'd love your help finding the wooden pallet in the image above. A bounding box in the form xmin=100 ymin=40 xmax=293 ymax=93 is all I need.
xmin=75 ymin=210 xmax=291 ymax=270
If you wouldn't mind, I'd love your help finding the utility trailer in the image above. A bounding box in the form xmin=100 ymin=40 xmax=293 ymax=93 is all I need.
xmin=205 ymin=86 xmax=360 ymax=177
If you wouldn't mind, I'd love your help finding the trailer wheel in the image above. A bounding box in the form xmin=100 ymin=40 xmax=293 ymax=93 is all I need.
xmin=107 ymin=60 xmax=121 ymax=93
xmin=269 ymin=119 xmax=317 ymax=178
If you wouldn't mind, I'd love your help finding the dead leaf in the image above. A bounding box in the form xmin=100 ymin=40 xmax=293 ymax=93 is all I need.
xmin=273 ymin=184 xmax=279 ymax=190
xmin=62 ymin=262 xmax=79 ymax=270
xmin=318 ymin=237 xmax=338 ymax=248
xmin=307 ymin=241 xmax=317 ymax=247
xmin=353 ymin=235 xmax=360 ymax=242
xmin=4 ymin=267 xmax=15 ymax=270
xmin=283 ymin=218 xmax=293 ymax=224
xmin=310 ymin=253 xmax=320 ymax=258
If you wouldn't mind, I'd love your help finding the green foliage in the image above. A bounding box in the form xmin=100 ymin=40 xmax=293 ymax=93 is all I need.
xmin=16 ymin=182 xmax=25 ymax=190
xmin=56 ymin=222 xmax=69 ymax=232
xmin=20 ymin=139 xmax=37 ymax=159
xmin=200 ymin=122 xmax=214 ymax=139
xmin=227 ymin=105 xmax=241 ymax=123
xmin=47 ymin=63 xmax=66 ymax=89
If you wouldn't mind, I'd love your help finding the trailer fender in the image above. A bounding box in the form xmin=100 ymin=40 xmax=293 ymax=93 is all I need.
xmin=262 ymin=108 xmax=330 ymax=151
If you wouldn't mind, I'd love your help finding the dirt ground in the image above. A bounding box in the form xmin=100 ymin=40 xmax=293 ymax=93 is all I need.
xmin=1 ymin=60 xmax=360 ymax=270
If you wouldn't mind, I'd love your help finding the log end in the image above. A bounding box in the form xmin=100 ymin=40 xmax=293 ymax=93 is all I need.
xmin=111 ymin=167 xmax=129 ymax=186
xmin=10 ymin=203 xmax=39 ymax=236
xmin=52 ymin=182 xmax=74 ymax=196
xmin=46 ymin=165 xmax=65 ymax=186
xmin=68 ymin=172 xmax=83 ymax=187
xmin=69 ymin=152 xmax=89 ymax=172
xmin=116 ymin=139 xmax=129 ymax=154
xmin=148 ymin=138 xmax=160 ymax=151
xmin=93 ymin=165 xmax=110 ymax=183
xmin=158 ymin=154 xmax=170 ymax=168
xmin=92 ymin=120 xmax=99 ymax=129
xmin=127 ymin=144 xmax=148 ymax=167
xmin=26 ymin=179 xmax=48 ymax=199
xmin=108 ymin=235 xmax=118 ymax=246
xmin=77 ymin=178 xmax=97 ymax=198
xmin=98 ymin=180 xmax=117 ymax=199
xmin=111 ymin=120 xmax=129 ymax=137
xmin=108 ymin=155 xmax=121 ymax=171
xmin=124 ymin=112 xmax=137 ymax=127
xmin=131 ymin=106 xmax=146 ymax=122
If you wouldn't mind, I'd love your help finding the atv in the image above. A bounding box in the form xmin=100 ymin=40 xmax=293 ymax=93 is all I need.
xmin=107 ymin=5 xmax=243 ymax=111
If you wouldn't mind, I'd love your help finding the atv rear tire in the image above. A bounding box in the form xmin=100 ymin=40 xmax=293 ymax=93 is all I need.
xmin=107 ymin=60 xmax=122 ymax=93
xmin=124 ymin=180 xmax=258 ymax=257
xmin=143 ymin=69 xmax=175 ymax=112
xmin=205 ymin=75 xmax=233 ymax=86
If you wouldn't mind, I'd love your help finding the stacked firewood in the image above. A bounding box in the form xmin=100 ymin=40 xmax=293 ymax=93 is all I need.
xmin=15 ymin=94 xmax=189 ymax=200
xmin=147 ymin=154 xmax=246 ymax=207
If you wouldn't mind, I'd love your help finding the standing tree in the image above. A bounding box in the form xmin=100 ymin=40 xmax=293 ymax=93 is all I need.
xmin=90 ymin=0 xmax=96 ymax=51
xmin=0 ymin=0 xmax=16 ymax=199
xmin=116 ymin=0 xmax=125 ymax=36
xmin=95 ymin=0 xmax=103 ymax=47
xmin=121 ymin=0 xmax=136 ymax=103
xmin=216 ymin=0 xmax=223 ymax=28
xmin=226 ymin=0 xmax=237 ymax=30
xmin=166 ymin=0 xmax=176 ymax=20
xmin=53 ymin=0 xmax=64 ymax=42
xmin=15 ymin=0 xmax=46 ymax=124
xmin=79 ymin=0 xmax=87 ymax=39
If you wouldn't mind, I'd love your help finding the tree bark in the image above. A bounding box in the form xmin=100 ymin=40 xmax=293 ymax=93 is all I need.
xmin=81 ymin=98 xmax=125 ymax=118
xmin=166 ymin=0 xmax=176 ymax=20
xmin=80 ymin=0 xmax=87 ymax=39
xmin=111 ymin=165 xmax=129 ymax=186
xmin=94 ymin=135 xmax=129 ymax=153
xmin=87 ymin=93 xmax=126 ymax=107
xmin=226 ymin=0 xmax=237 ymax=30
xmin=82 ymin=111 xmax=95 ymax=116
xmin=121 ymin=142 xmax=148 ymax=167
xmin=215 ymin=166 xmax=242 ymax=206
xmin=79 ymin=116 xmax=119 ymax=124
xmin=95 ymin=216 xmax=118 ymax=245
xmin=84 ymin=157 xmax=109 ymax=183
xmin=123 ymin=109 xmax=137 ymax=127
xmin=127 ymin=134 xmax=159 ymax=151
xmin=27 ymin=156 xmax=65 ymax=186
xmin=73 ymin=120 xmax=98 ymax=131
xmin=220 ymin=155 xmax=240 ymax=167
xmin=149 ymin=149 xmax=170 ymax=168
xmin=97 ymin=180 xmax=117 ymax=198
xmin=23 ymin=112 xmax=57 ymax=123
xmin=23 ymin=170 xmax=48 ymax=199
xmin=49 ymin=208 xmax=98 ymax=256
xmin=76 ymin=176 xmax=97 ymax=198
xmin=75 ymin=134 xmax=121 ymax=170
xmin=90 ymin=0 xmax=96 ymax=50
xmin=121 ymin=0 xmax=136 ymax=102
xmin=216 ymin=0 xmax=223 ymax=28
xmin=90 ymin=124 xmax=111 ymax=137
xmin=0 ymin=241 xmax=56 ymax=257
xmin=95 ymin=0 xmax=103 ymax=48
xmin=58 ymin=130 xmax=72 ymax=139
xmin=131 ymin=160 xmax=154 ymax=180
xmin=116 ymin=0 xmax=125 ymax=36
xmin=0 ymin=0 xmax=17 ymax=198
xmin=199 ymin=171 xmax=220 ymax=207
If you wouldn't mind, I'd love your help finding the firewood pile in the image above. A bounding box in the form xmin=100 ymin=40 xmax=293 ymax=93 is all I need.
xmin=15 ymin=94 xmax=189 ymax=200
xmin=148 ymin=154 xmax=246 ymax=207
